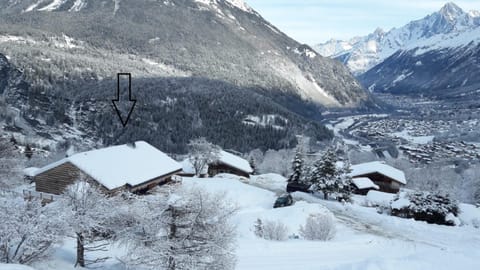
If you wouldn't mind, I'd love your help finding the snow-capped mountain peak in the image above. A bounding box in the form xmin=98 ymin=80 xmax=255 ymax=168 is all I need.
xmin=225 ymin=0 xmax=252 ymax=13
xmin=468 ymin=10 xmax=480 ymax=18
xmin=439 ymin=2 xmax=465 ymax=21
xmin=314 ymin=2 xmax=480 ymax=74
xmin=22 ymin=0 xmax=253 ymax=14
xmin=194 ymin=0 xmax=253 ymax=13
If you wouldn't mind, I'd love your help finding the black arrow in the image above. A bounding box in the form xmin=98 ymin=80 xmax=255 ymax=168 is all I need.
xmin=112 ymin=73 xmax=137 ymax=127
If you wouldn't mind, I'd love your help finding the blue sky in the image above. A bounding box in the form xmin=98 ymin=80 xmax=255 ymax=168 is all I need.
xmin=245 ymin=1 xmax=480 ymax=44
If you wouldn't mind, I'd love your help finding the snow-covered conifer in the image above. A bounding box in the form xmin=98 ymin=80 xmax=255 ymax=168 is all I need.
xmin=288 ymin=147 xmax=304 ymax=183
xmin=309 ymin=148 xmax=337 ymax=199
xmin=308 ymin=148 xmax=352 ymax=201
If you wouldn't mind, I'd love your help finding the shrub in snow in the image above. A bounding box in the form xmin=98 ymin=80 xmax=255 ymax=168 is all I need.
xmin=122 ymin=187 xmax=237 ymax=270
xmin=391 ymin=191 xmax=459 ymax=226
xmin=0 ymin=192 xmax=64 ymax=264
xmin=299 ymin=213 xmax=336 ymax=241
xmin=255 ymin=219 xmax=289 ymax=241
xmin=472 ymin=219 xmax=480 ymax=229
xmin=253 ymin=218 xmax=264 ymax=238
xmin=457 ymin=203 xmax=480 ymax=228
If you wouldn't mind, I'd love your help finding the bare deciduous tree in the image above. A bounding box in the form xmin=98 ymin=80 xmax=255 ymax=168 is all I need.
xmin=187 ymin=138 xmax=220 ymax=177
xmin=0 ymin=192 xmax=64 ymax=264
xmin=122 ymin=187 xmax=237 ymax=270
xmin=56 ymin=180 xmax=122 ymax=268
xmin=0 ymin=137 xmax=23 ymax=188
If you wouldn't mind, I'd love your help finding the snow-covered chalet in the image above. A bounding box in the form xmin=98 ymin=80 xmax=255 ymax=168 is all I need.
xmin=208 ymin=150 xmax=253 ymax=178
xmin=33 ymin=141 xmax=182 ymax=195
xmin=180 ymin=150 xmax=253 ymax=178
xmin=350 ymin=161 xmax=406 ymax=194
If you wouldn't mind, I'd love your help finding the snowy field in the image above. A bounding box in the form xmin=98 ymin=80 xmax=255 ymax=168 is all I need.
xmin=187 ymin=176 xmax=480 ymax=270
xmin=3 ymin=175 xmax=480 ymax=270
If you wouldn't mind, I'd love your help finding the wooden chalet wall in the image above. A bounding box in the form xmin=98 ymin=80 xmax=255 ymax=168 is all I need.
xmin=127 ymin=170 xmax=181 ymax=194
xmin=35 ymin=162 xmax=87 ymax=195
xmin=35 ymin=161 xmax=181 ymax=195
xmin=354 ymin=172 xmax=403 ymax=193
xmin=208 ymin=163 xmax=250 ymax=178
xmin=352 ymin=186 xmax=377 ymax=196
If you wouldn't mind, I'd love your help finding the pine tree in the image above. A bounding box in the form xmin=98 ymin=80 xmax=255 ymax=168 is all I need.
xmin=336 ymin=159 xmax=353 ymax=202
xmin=308 ymin=148 xmax=353 ymax=202
xmin=309 ymin=148 xmax=338 ymax=199
xmin=288 ymin=147 xmax=304 ymax=183
xmin=9 ymin=135 xmax=17 ymax=145
xmin=249 ymin=157 xmax=257 ymax=175
xmin=25 ymin=144 xmax=33 ymax=160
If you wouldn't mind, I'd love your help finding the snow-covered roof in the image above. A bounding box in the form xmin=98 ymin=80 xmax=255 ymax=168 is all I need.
xmin=181 ymin=158 xmax=208 ymax=175
xmin=23 ymin=167 xmax=39 ymax=177
xmin=350 ymin=161 xmax=406 ymax=185
xmin=34 ymin=141 xmax=182 ymax=190
xmin=216 ymin=150 xmax=253 ymax=174
xmin=352 ymin=177 xmax=379 ymax=190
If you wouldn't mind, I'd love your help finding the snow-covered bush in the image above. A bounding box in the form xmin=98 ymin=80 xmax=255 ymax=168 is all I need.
xmin=299 ymin=213 xmax=336 ymax=241
xmin=253 ymin=218 xmax=264 ymax=238
xmin=0 ymin=138 xmax=24 ymax=188
xmin=457 ymin=203 xmax=480 ymax=228
xmin=391 ymin=191 xmax=459 ymax=226
xmin=0 ymin=192 xmax=64 ymax=264
xmin=366 ymin=190 xmax=396 ymax=208
xmin=258 ymin=219 xmax=289 ymax=241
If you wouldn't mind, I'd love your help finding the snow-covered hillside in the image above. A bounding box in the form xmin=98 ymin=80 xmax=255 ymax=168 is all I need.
xmin=315 ymin=3 xmax=480 ymax=75
xmin=5 ymin=175 xmax=479 ymax=270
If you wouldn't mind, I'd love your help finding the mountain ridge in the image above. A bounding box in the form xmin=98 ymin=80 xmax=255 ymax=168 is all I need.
xmin=315 ymin=2 xmax=480 ymax=75
xmin=0 ymin=0 xmax=367 ymax=107
xmin=0 ymin=0 xmax=370 ymax=153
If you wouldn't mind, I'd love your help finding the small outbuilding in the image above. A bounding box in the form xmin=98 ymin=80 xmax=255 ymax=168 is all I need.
xmin=208 ymin=150 xmax=253 ymax=178
xmin=34 ymin=141 xmax=182 ymax=195
xmin=350 ymin=161 xmax=406 ymax=194
xmin=351 ymin=177 xmax=380 ymax=195
xmin=23 ymin=167 xmax=39 ymax=183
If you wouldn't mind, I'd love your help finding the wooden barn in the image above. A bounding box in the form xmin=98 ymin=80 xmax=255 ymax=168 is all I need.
xmin=33 ymin=141 xmax=182 ymax=195
xmin=208 ymin=150 xmax=253 ymax=178
xmin=351 ymin=177 xmax=380 ymax=195
xmin=350 ymin=161 xmax=406 ymax=194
